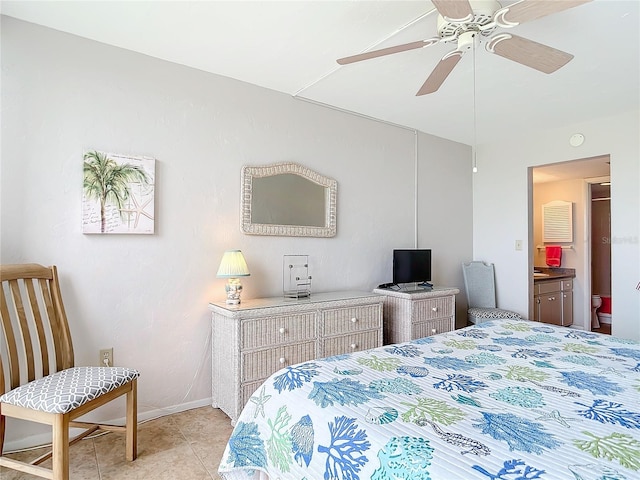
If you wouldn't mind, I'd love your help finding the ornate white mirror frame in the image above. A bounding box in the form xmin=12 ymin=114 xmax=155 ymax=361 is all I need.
xmin=240 ymin=162 xmax=337 ymax=237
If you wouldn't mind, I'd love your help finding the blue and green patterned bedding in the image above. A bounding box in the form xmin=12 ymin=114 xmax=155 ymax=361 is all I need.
xmin=218 ymin=320 xmax=640 ymax=480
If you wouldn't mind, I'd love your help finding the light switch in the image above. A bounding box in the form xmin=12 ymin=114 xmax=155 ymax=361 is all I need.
xmin=515 ymin=240 xmax=523 ymax=251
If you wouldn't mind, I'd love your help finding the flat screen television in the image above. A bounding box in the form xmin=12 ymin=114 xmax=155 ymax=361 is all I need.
xmin=393 ymin=249 xmax=432 ymax=285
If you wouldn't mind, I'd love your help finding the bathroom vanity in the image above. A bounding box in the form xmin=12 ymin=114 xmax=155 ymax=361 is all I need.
xmin=533 ymin=268 xmax=575 ymax=326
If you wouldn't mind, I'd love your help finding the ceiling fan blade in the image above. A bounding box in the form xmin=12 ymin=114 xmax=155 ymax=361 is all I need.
xmin=431 ymin=0 xmax=474 ymax=22
xmin=500 ymin=0 xmax=592 ymax=25
xmin=487 ymin=34 xmax=573 ymax=73
xmin=416 ymin=51 xmax=464 ymax=96
xmin=337 ymin=38 xmax=439 ymax=65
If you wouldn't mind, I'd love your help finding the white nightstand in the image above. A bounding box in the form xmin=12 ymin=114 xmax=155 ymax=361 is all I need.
xmin=373 ymin=287 xmax=459 ymax=344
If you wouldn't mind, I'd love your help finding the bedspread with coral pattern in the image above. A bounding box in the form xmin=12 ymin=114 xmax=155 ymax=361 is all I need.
xmin=218 ymin=320 xmax=640 ymax=480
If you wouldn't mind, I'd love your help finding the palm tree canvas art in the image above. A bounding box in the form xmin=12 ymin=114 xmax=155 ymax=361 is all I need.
xmin=82 ymin=150 xmax=155 ymax=234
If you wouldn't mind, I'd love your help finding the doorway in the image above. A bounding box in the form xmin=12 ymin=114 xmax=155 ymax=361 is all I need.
xmin=589 ymin=179 xmax=611 ymax=334
xmin=529 ymin=155 xmax=611 ymax=330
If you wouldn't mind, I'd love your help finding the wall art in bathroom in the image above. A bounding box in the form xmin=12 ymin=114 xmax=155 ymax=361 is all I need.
xmin=82 ymin=150 xmax=155 ymax=234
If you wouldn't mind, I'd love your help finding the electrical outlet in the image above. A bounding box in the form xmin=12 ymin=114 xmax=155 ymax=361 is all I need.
xmin=515 ymin=240 xmax=523 ymax=251
xmin=99 ymin=348 xmax=113 ymax=367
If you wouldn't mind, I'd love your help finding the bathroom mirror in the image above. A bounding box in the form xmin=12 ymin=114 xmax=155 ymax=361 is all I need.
xmin=240 ymin=162 xmax=337 ymax=237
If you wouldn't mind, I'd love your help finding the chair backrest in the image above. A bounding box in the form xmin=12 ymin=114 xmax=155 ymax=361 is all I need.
xmin=0 ymin=264 xmax=74 ymax=396
xmin=462 ymin=261 xmax=498 ymax=309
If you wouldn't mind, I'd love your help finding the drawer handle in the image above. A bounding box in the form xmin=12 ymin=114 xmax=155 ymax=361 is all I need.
xmin=279 ymin=327 xmax=286 ymax=334
xmin=548 ymin=297 xmax=555 ymax=301
xmin=431 ymin=328 xmax=437 ymax=334
xmin=350 ymin=317 xmax=358 ymax=323
xmin=350 ymin=343 xmax=357 ymax=349
xmin=279 ymin=357 xmax=286 ymax=364
xmin=431 ymin=307 xmax=438 ymax=312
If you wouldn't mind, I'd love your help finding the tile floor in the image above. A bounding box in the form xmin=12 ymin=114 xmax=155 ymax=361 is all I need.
xmin=1 ymin=406 xmax=234 ymax=480
xmin=592 ymin=322 xmax=612 ymax=335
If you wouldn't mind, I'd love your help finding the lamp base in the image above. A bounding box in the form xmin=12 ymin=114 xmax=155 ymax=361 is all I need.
xmin=225 ymin=278 xmax=243 ymax=305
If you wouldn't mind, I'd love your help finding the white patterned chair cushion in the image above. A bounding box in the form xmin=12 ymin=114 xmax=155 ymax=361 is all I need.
xmin=468 ymin=307 xmax=522 ymax=321
xmin=0 ymin=366 xmax=140 ymax=414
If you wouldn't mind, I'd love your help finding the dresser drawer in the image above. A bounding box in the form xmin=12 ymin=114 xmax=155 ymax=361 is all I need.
xmin=241 ymin=341 xmax=316 ymax=382
xmin=412 ymin=317 xmax=454 ymax=339
xmin=413 ymin=296 xmax=453 ymax=321
xmin=241 ymin=313 xmax=316 ymax=350
xmin=241 ymin=380 xmax=266 ymax=411
xmin=321 ymin=304 xmax=382 ymax=335
xmin=320 ymin=330 xmax=381 ymax=357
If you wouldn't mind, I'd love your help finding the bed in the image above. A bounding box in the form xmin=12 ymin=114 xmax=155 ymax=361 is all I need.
xmin=218 ymin=320 xmax=640 ymax=480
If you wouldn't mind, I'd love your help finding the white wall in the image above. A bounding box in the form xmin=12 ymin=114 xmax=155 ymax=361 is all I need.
xmin=474 ymin=110 xmax=640 ymax=340
xmin=417 ymin=133 xmax=473 ymax=328
xmin=0 ymin=17 xmax=472 ymax=447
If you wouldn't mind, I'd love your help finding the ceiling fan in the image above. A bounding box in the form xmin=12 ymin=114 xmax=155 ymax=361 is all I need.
xmin=337 ymin=0 xmax=592 ymax=95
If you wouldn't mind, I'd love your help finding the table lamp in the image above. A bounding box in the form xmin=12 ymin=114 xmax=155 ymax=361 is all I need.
xmin=217 ymin=250 xmax=250 ymax=305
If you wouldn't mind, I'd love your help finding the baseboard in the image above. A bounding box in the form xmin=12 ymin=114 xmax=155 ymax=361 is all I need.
xmin=137 ymin=397 xmax=213 ymax=423
xmin=3 ymin=397 xmax=213 ymax=453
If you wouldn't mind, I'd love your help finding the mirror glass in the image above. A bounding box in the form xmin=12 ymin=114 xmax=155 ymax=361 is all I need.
xmin=241 ymin=163 xmax=337 ymax=237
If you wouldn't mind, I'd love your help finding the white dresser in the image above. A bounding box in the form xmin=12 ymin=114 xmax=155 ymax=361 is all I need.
xmin=373 ymin=287 xmax=459 ymax=344
xmin=210 ymin=291 xmax=383 ymax=424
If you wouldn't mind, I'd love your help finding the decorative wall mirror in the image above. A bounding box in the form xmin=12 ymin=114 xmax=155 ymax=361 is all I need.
xmin=241 ymin=162 xmax=337 ymax=237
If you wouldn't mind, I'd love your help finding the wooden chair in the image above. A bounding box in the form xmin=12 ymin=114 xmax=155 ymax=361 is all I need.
xmin=0 ymin=264 xmax=139 ymax=480
xmin=462 ymin=261 xmax=522 ymax=324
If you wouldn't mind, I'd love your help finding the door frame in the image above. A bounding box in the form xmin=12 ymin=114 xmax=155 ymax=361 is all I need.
xmin=584 ymin=175 xmax=611 ymax=332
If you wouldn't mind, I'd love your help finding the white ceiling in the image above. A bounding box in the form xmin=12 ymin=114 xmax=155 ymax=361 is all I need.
xmin=1 ymin=0 xmax=638 ymax=148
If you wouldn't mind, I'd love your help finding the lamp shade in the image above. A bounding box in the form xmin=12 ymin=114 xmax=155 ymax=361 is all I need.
xmin=216 ymin=250 xmax=250 ymax=278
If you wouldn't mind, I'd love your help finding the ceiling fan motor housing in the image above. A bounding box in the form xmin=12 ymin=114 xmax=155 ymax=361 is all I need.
xmin=437 ymin=0 xmax=501 ymax=41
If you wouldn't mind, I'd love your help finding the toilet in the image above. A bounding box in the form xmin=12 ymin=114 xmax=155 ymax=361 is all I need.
xmin=591 ymin=295 xmax=602 ymax=328
xmin=597 ymin=295 xmax=612 ymax=325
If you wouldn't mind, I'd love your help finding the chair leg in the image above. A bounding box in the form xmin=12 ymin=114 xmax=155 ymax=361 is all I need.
xmin=52 ymin=414 xmax=70 ymax=480
xmin=126 ymin=379 xmax=138 ymax=461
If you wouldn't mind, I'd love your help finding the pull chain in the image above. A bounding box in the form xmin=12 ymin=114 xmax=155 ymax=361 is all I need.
xmin=472 ymin=32 xmax=478 ymax=173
